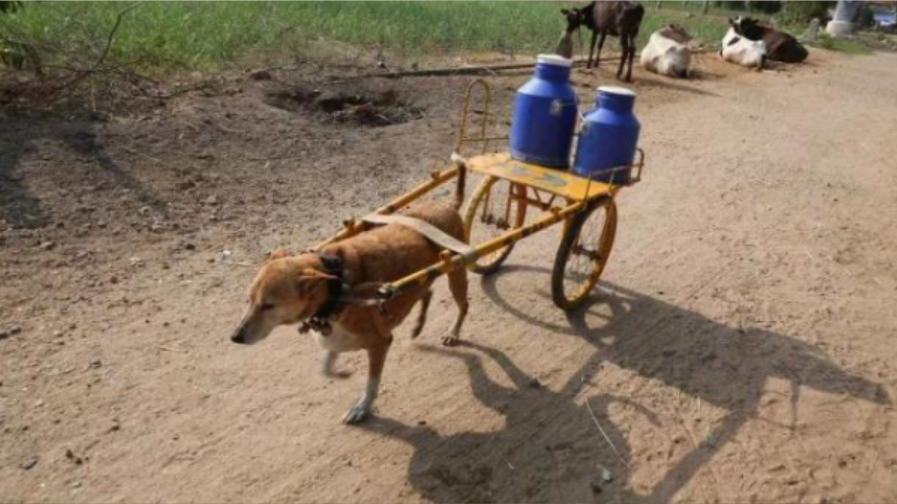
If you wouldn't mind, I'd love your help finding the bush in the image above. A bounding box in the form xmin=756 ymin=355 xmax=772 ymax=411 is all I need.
xmin=0 ymin=2 xmax=23 ymax=14
xmin=858 ymin=4 xmax=876 ymax=28
xmin=746 ymin=2 xmax=782 ymax=14
xmin=713 ymin=1 xmax=781 ymax=14
xmin=815 ymin=32 xmax=836 ymax=50
xmin=0 ymin=0 xmax=30 ymax=70
xmin=780 ymin=1 xmax=834 ymax=24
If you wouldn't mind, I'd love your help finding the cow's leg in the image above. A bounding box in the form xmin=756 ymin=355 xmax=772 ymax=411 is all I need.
xmin=626 ymin=33 xmax=637 ymax=81
xmin=596 ymin=31 xmax=607 ymax=70
xmin=616 ymin=33 xmax=629 ymax=80
xmin=587 ymin=30 xmax=598 ymax=69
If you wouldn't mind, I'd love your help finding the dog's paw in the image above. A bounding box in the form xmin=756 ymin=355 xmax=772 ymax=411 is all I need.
xmin=323 ymin=369 xmax=354 ymax=380
xmin=341 ymin=402 xmax=371 ymax=424
xmin=441 ymin=335 xmax=460 ymax=347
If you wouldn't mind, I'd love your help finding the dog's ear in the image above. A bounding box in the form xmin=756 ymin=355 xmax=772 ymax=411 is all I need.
xmin=296 ymin=268 xmax=338 ymax=295
xmin=268 ymin=247 xmax=289 ymax=262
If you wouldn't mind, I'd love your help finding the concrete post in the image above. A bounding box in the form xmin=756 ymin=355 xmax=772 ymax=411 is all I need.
xmin=827 ymin=0 xmax=862 ymax=38
xmin=809 ymin=18 xmax=820 ymax=42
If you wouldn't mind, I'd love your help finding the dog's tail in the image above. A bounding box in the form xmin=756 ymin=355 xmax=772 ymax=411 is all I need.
xmin=451 ymin=153 xmax=467 ymax=211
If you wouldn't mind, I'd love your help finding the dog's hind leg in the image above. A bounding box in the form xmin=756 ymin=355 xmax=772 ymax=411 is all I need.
xmin=321 ymin=351 xmax=352 ymax=379
xmin=411 ymin=289 xmax=433 ymax=339
xmin=442 ymin=268 xmax=469 ymax=347
xmin=342 ymin=339 xmax=391 ymax=424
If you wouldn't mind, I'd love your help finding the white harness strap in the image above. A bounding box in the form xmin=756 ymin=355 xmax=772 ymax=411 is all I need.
xmin=362 ymin=213 xmax=476 ymax=260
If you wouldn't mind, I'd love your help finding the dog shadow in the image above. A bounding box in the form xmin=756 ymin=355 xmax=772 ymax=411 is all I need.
xmin=0 ymin=113 xmax=166 ymax=229
xmin=358 ymin=265 xmax=889 ymax=503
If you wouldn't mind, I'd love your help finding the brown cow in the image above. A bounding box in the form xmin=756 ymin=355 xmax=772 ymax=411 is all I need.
xmin=556 ymin=8 xmax=584 ymax=59
xmin=561 ymin=1 xmax=645 ymax=82
xmin=731 ymin=17 xmax=808 ymax=63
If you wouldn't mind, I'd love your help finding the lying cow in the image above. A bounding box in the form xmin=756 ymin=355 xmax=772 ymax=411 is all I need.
xmin=719 ymin=27 xmax=767 ymax=70
xmin=731 ymin=17 xmax=808 ymax=63
xmin=640 ymin=23 xmax=692 ymax=78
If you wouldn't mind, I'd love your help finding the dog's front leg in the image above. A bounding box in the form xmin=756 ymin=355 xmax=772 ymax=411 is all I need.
xmin=342 ymin=341 xmax=390 ymax=424
xmin=321 ymin=351 xmax=352 ymax=379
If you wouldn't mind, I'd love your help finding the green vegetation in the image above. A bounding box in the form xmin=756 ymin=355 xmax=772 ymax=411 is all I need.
xmin=0 ymin=0 xmax=31 ymax=70
xmin=807 ymin=32 xmax=871 ymax=54
xmin=778 ymin=1 xmax=833 ymax=24
xmin=0 ymin=1 xmax=730 ymax=74
xmin=0 ymin=1 xmax=872 ymax=76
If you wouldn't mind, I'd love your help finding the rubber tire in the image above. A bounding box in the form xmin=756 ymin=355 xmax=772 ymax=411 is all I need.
xmin=463 ymin=176 xmax=525 ymax=275
xmin=551 ymin=196 xmax=618 ymax=310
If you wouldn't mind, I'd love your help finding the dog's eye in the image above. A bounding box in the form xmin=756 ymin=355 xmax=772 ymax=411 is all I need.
xmin=260 ymin=303 xmax=275 ymax=311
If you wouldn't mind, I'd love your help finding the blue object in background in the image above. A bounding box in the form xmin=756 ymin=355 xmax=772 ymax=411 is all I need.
xmin=573 ymin=86 xmax=641 ymax=184
xmin=509 ymin=55 xmax=578 ymax=169
xmin=874 ymin=10 xmax=895 ymax=28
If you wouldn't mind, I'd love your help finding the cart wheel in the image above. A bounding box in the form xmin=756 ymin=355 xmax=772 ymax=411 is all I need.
xmin=551 ymin=196 xmax=618 ymax=310
xmin=464 ymin=176 xmax=528 ymax=275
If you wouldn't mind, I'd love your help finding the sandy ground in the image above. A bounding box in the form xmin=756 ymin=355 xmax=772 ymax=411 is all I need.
xmin=2 ymin=49 xmax=897 ymax=504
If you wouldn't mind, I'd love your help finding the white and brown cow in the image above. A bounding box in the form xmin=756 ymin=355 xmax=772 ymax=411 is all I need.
xmin=731 ymin=17 xmax=808 ymax=63
xmin=719 ymin=26 xmax=767 ymax=70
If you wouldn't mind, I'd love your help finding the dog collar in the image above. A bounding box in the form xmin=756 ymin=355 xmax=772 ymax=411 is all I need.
xmin=294 ymin=251 xmax=353 ymax=338
xmin=297 ymin=250 xmax=387 ymax=337
xmin=312 ymin=251 xmax=348 ymax=320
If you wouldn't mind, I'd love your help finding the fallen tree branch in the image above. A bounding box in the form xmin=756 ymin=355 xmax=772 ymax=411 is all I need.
xmin=390 ymin=57 xmax=620 ymax=79
xmin=344 ymin=56 xmax=623 ymax=80
xmin=341 ymin=45 xmax=718 ymax=80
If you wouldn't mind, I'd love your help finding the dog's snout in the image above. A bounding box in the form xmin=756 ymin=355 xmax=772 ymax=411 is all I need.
xmin=231 ymin=329 xmax=247 ymax=344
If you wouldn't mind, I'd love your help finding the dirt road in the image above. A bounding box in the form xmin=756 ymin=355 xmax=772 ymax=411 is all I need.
xmin=2 ymin=50 xmax=896 ymax=503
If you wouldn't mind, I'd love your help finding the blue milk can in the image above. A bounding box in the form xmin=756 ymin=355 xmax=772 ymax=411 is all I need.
xmin=509 ymin=55 xmax=578 ymax=169
xmin=573 ymin=86 xmax=641 ymax=184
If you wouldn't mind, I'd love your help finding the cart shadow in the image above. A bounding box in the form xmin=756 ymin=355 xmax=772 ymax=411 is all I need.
xmin=358 ymin=266 xmax=889 ymax=503
xmin=0 ymin=113 xmax=166 ymax=229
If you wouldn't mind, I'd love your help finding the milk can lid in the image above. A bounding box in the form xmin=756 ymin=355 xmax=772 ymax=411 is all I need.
xmin=598 ymin=86 xmax=636 ymax=97
xmin=537 ymin=54 xmax=573 ymax=67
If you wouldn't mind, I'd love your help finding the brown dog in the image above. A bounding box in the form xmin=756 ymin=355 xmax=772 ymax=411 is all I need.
xmin=230 ymin=201 xmax=469 ymax=423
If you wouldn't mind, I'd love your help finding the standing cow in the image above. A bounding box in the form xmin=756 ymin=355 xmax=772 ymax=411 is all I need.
xmin=556 ymin=8 xmax=584 ymax=59
xmin=561 ymin=1 xmax=645 ymax=82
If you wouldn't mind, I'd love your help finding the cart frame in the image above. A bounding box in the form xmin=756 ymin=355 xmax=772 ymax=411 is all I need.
xmin=312 ymin=80 xmax=644 ymax=309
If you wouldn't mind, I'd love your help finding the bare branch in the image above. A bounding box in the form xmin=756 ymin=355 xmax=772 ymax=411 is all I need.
xmin=60 ymin=2 xmax=139 ymax=90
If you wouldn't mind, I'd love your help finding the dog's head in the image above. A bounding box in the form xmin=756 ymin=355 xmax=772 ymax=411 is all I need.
xmin=230 ymin=248 xmax=336 ymax=345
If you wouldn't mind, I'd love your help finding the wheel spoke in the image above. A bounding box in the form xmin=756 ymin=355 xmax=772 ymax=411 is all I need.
xmin=555 ymin=199 xmax=617 ymax=308
xmin=465 ymin=177 xmax=526 ymax=274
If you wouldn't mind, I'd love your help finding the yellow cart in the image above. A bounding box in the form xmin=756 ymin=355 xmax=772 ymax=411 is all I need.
xmin=314 ymin=80 xmax=644 ymax=311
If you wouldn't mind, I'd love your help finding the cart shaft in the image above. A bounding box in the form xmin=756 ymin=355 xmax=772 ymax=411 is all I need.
xmin=378 ymin=198 xmax=589 ymax=299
